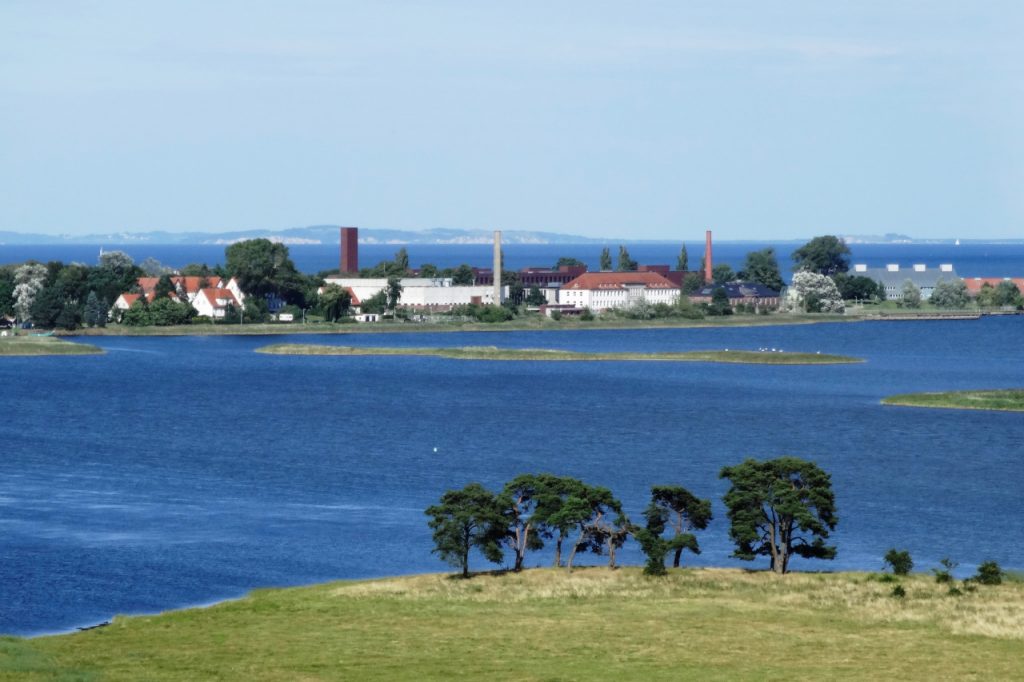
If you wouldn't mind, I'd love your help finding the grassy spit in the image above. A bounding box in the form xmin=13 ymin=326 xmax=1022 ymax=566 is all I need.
xmin=3 ymin=568 xmax=1022 ymax=681
xmin=256 ymin=344 xmax=862 ymax=364
xmin=883 ymin=389 xmax=1024 ymax=412
xmin=0 ymin=336 xmax=102 ymax=356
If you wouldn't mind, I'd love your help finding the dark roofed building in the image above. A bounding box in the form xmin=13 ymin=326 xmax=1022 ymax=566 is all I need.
xmin=689 ymin=282 xmax=781 ymax=308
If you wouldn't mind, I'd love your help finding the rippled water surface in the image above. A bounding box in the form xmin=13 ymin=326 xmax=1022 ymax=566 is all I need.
xmin=2 ymin=318 xmax=1022 ymax=635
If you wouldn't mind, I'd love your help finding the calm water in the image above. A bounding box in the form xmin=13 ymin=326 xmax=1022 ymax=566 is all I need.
xmin=1 ymin=319 xmax=1023 ymax=635
xmin=2 ymin=241 xmax=1024 ymax=278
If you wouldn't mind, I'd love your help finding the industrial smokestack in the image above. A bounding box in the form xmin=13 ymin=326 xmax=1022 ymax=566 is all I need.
xmin=340 ymin=227 xmax=359 ymax=273
xmin=703 ymin=230 xmax=713 ymax=283
xmin=493 ymin=230 xmax=502 ymax=304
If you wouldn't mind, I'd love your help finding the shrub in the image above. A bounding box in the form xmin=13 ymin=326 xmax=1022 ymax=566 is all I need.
xmin=580 ymin=307 xmax=594 ymax=321
xmin=891 ymin=584 xmax=906 ymax=599
xmin=883 ymin=549 xmax=914 ymax=576
xmin=933 ymin=557 xmax=957 ymax=584
xmin=549 ymin=310 xmax=562 ymax=321
xmin=973 ymin=560 xmax=1003 ymax=586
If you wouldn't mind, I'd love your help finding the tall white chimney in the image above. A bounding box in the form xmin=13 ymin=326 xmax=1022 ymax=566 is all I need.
xmin=493 ymin=230 xmax=502 ymax=305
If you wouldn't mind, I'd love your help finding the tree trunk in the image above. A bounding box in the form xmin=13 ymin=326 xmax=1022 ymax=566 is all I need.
xmin=566 ymin=529 xmax=585 ymax=572
xmin=673 ymin=547 xmax=683 ymax=568
xmin=462 ymin=549 xmax=469 ymax=578
xmin=553 ymin=535 xmax=563 ymax=568
xmin=607 ymin=537 xmax=616 ymax=569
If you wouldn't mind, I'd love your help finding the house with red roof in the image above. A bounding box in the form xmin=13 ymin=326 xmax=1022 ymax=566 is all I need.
xmin=559 ymin=271 xmax=679 ymax=310
xmin=962 ymin=277 xmax=1024 ymax=297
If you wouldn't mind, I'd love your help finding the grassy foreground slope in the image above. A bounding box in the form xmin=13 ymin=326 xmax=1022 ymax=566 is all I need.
xmin=257 ymin=344 xmax=862 ymax=365
xmin=0 ymin=336 xmax=102 ymax=356
xmin=4 ymin=568 xmax=1022 ymax=681
xmin=883 ymin=389 xmax=1024 ymax=412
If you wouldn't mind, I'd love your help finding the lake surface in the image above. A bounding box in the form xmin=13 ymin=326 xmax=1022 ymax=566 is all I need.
xmin=1 ymin=318 xmax=1023 ymax=636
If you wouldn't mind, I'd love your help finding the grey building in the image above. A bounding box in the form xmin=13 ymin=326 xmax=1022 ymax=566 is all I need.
xmin=851 ymin=263 xmax=959 ymax=301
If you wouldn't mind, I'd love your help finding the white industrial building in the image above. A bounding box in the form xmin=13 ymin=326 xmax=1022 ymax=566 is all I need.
xmin=322 ymin=277 xmax=504 ymax=308
xmin=558 ymin=272 xmax=680 ymax=310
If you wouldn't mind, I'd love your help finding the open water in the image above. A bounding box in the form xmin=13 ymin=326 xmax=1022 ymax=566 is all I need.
xmin=1 ymin=318 xmax=1022 ymax=636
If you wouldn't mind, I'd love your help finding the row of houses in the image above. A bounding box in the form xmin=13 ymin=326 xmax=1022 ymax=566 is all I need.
xmin=112 ymin=276 xmax=246 ymax=319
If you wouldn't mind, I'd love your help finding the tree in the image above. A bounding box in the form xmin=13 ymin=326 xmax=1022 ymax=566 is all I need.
xmin=791 ymin=236 xmax=851 ymax=276
xmin=98 ymin=250 xmax=135 ymax=275
xmin=976 ymin=282 xmax=997 ymax=307
xmin=394 ymin=248 xmax=410 ymax=274
xmin=139 ymin=257 xmax=171 ymax=276
xmin=832 ymin=274 xmax=880 ymax=302
xmin=318 ymin=284 xmax=351 ymax=322
xmin=929 ymin=279 xmax=968 ymax=309
xmin=711 ymin=264 xmax=735 ymax=285
xmin=738 ymin=248 xmax=784 ymax=291
xmin=224 ymin=239 xmax=302 ymax=302
xmin=993 ymin=280 xmax=1023 ymax=308
xmin=786 ymin=271 xmax=845 ymax=313
xmin=525 ymin=286 xmax=547 ymax=306
xmin=527 ymin=475 xmax=588 ymax=568
xmin=555 ymin=257 xmax=585 ymax=269
xmin=599 ymin=248 xmax=612 ymax=271
xmin=121 ymin=298 xmax=153 ymax=326
xmin=677 ymin=244 xmax=688 ymax=272
xmin=83 ymin=291 xmax=107 ymax=327
xmin=385 ymin=276 xmax=403 ymax=313
xmin=973 ymin=560 xmax=1003 ymax=585
xmin=644 ymin=486 xmax=712 ymax=569
xmin=900 ymin=280 xmax=922 ymax=308
xmin=148 ymin=298 xmax=194 ymax=326
xmin=154 ymin=274 xmax=176 ymax=301
xmin=13 ymin=263 xmax=48 ymax=322
xmin=617 ymin=246 xmax=638 ymax=272
xmin=451 ymin=264 xmax=475 ymax=285
xmin=499 ymin=474 xmax=551 ymax=571
xmin=883 ymin=549 xmax=913 ymax=576
xmin=563 ymin=485 xmax=627 ymax=571
xmin=707 ymin=286 xmax=732 ymax=316
xmin=420 ymin=263 xmax=439 ymax=279
xmin=681 ymin=272 xmax=703 ymax=294
xmin=425 ymin=483 xmax=506 ymax=578
xmin=719 ymin=457 xmax=837 ymax=574
xmin=360 ymin=289 xmax=388 ymax=315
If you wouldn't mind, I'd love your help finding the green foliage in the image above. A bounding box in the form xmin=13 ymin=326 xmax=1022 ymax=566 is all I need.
xmin=993 ymin=280 xmax=1023 ymax=308
xmin=451 ymin=264 xmax=475 ymax=285
xmin=525 ymin=286 xmax=547 ymax=306
xmin=891 ymin=584 xmax=906 ymax=599
xmin=719 ymin=457 xmax=837 ymax=574
xmin=121 ymin=299 xmax=152 ymax=326
xmin=154 ymin=274 xmax=176 ymax=300
xmin=555 ymin=257 xmax=585 ymax=269
xmin=707 ymin=287 xmax=732 ymax=316
xmin=425 ymin=483 xmax=506 ymax=578
xmin=475 ymin=305 xmax=513 ymax=323
xmin=933 ymin=558 xmax=957 ymax=584
xmin=884 ymin=549 xmax=914 ymax=576
xmin=0 ymin=267 xmax=15 ymax=315
xmin=579 ymin=307 xmax=594 ymax=321
xmin=900 ymin=280 xmax=922 ymax=308
xmin=832 ymin=274 xmax=881 ymax=301
xmin=711 ymin=264 xmax=735 ymax=285
xmin=148 ymin=298 xmax=196 ymax=326
xmin=599 ymin=247 xmax=612 ymax=271
xmin=640 ymin=485 xmax=712 ymax=572
xmin=360 ymin=290 xmax=388 ymax=315
xmin=549 ymin=309 xmax=562 ymax=321
xmin=791 ymin=236 xmax=851 ymax=276
xmin=973 ymin=561 xmax=1003 ymax=586
xmin=224 ymin=239 xmax=304 ymax=304
xmin=929 ymin=279 xmax=968 ymax=309
xmin=677 ymin=244 xmax=688 ymax=272
xmin=738 ymin=248 xmax=784 ymax=291
xmin=617 ymin=245 xmax=637 ymax=272
xmin=681 ymin=272 xmax=704 ymax=294
xmin=318 ymin=284 xmax=352 ymax=322
xmin=385 ymin=276 xmax=403 ymax=312
xmin=420 ymin=263 xmax=439 ymax=278
xmin=83 ymin=291 xmax=107 ymax=328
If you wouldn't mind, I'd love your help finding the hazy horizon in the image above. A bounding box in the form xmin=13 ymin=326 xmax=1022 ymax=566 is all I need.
xmin=3 ymin=2 xmax=1022 ymax=240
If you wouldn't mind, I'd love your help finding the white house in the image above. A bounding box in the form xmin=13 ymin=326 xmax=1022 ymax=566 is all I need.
xmin=558 ymin=272 xmax=680 ymax=310
xmin=192 ymin=288 xmax=242 ymax=319
xmin=322 ymin=277 xmax=503 ymax=308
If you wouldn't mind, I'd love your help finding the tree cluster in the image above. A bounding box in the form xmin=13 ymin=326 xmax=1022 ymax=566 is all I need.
xmin=426 ymin=457 xmax=838 ymax=578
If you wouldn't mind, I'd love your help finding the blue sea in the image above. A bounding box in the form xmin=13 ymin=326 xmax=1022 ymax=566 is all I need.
xmin=2 ymin=241 xmax=1024 ymax=279
xmin=1 ymin=318 xmax=1023 ymax=636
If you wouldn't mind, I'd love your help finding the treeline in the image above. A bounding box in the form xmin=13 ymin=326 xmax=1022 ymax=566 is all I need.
xmin=425 ymin=457 xmax=838 ymax=578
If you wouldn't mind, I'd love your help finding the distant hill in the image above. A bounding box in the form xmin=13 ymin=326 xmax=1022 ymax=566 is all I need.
xmin=0 ymin=225 xmax=605 ymax=246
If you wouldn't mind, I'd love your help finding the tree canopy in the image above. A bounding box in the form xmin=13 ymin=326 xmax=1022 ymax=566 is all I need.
xmin=738 ymin=248 xmax=784 ymax=291
xmin=425 ymin=483 xmax=506 ymax=578
xmin=617 ymin=246 xmax=638 ymax=272
xmin=225 ymin=239 xmax=303 ymax=302
xmin=637 ymin=485 xmax=712 ymax=575
xmin=719 ymin=457 xmax=837 ymax=574
xmin=791 ymin=236 xmax=851 ymax=276
xmin=599 ymin=248 xmax=612 ymax=271
xmin=929 ymin=279 xmax=968 ymax=309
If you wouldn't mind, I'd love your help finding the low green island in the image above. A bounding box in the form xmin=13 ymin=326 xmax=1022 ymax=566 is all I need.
xmin=3 ymin=568 xmax=1022 ymax=681
xmin=257 ymin=344 xmax=862 ymax=365
xmin=0 ymin=336 xmax=103 ymax=356
xmin=882 ymin=389 xmax=1024 ymax=412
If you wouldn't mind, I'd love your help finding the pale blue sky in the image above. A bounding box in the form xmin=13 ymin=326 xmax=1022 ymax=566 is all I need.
xmin=2 ymin=2 xmax=1022 ymax=239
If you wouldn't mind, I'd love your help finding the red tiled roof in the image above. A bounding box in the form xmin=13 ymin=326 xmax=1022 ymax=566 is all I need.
xmin=562 ymin=271 xmax=678 ymax=291
xmin=198 ymin=287 xmax=239 ymax=309
xmin=963 ymin=278 xmax=1024 ymax=294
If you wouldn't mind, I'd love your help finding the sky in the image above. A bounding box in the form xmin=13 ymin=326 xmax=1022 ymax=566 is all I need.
xmin=1 ymin=1 xmax=1022 ymax=240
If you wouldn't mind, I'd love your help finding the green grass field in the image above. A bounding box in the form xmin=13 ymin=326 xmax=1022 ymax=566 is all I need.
xmin=3 ymin=568 xmax=1022 ymax=681
xmin=256 ymin=344 xmax=861 ymax=365
xmin=0 ymin=336 xmax=102 ymax=356
xmin=883 ymin=389 xmax=1024 ymax=412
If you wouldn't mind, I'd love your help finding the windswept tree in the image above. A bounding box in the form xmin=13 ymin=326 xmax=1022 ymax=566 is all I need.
xmin=564 ymin=485 xmax=628 ymax=571
xmin=638 ymin=486 xmax=712 ymax=574
xmin=719 ymin=457 xmax=837 ymax=574
xmin=531 ymin=475 xmax=589 ymax=568
xmin=499 ymin=474 xmax=550 ymax=571
xmin=425 ymin=483 xmax=506 ymax=578
xmin=791 ymin=236 xmax=851 ymax=276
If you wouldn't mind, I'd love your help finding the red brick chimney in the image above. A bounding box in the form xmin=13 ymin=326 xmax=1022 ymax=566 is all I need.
xmin=340 ymin=227 xmax=358 ymax=273
xmin=703 ymin=230 xmax=713 ymax=283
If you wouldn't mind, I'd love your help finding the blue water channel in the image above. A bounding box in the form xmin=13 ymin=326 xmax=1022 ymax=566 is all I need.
xmin=1 ymin=318 xmax=1022 ymax=635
